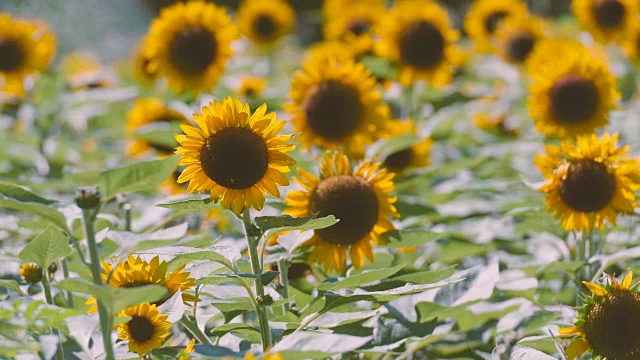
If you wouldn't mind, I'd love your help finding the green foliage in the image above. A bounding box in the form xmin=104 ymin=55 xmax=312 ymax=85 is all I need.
xmin=19 ymin=226 xmax=72 ymax=270
xmin=100 ymin=155 xmax=180 ymax=200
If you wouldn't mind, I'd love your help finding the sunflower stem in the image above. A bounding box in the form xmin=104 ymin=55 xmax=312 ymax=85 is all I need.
xmin=402 ymin=85 xmax=415 ymax=119
xmin=61 ymin=258 xmax=75 ymax=308
xmin=178 ymin=315 xmax=212 ymax=345
xmin=41 ymin=272 xmax=66 ymax=360
xmin=123 ymin=203 xmax=132 ymax=232
xmin=278 ymin=256 xmax=290 ymax=313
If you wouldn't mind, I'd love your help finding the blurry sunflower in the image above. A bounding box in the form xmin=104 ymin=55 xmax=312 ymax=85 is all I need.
xmin=622 ymin=22 xmax=640 ymax=62
xmin=236 ymin=75 xmax=267 ymax=98
xmin=375 ymin=0 xmax=462 ymax=86
xmin=160 ymin=169 xmax=187 ymax=196
xmin=464 ymin=0 xmax=528 ymax=52
xmin=0 ymin=13 xmax=56 ymax=97
xmin=131 ymin=40 xmax=157 ymax=86
xmin=323 ymin=0 xmax=385 ymax=18
xmin=473 ymin=112 xmax=520 ymax=137
xmin=527 ymin=40 xmax=618 ymax=138
xmin=381 ymin=119 xmax=433 ymax=174
xmin=559 ymin=271 xmax=640 ymax=360
xmin=494 ymin=15 xmax=545 ymax=64
xmin=144 ymin=1 xmax=236 ymax=94
xmin=238 ymin=0 xmax=294 ymax=47
xmin=572 ymin=0 xmax=638 ymax=44
xmin=285 ymin=57 xmax=390 ymax=159
xmin=117 ymin=302 xmax=172 ymax=356
xmin=302 ymin=40 xmax=355 ymax=64
xmin=535 ymin=132 xmax=640 ymax=232
xmin=283 ymin=151 xmax=398 ymax=273
xmin=19 ymin=263 xmax=42 ymax=284
xmin=175 ymin=97 xmax=296 ymax=215
xmin=60 ymin=51 xmax=117 ymax=90
xmin=324 ymin=2 xmax=383 ymax=57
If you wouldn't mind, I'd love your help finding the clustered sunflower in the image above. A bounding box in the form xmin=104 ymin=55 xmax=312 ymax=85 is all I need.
xmin=117 ymin=302 xmax=172 ymax=356
xmin=381 ymin=119 xmax=433 ymax=174
xmin=572 ymin=0 xmax=638 ymax=44
xmin=493 ymin=15 xmax=545 ymax=64
xmin=237 ymin=0 xmax=294 ymax=47
xmin=464 ymin=0 xmax=528 ymax=52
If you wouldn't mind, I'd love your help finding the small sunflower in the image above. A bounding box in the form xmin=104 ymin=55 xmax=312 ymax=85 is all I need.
xmin=559 ymin=271 xmax=640 ymax=360
xmin=236 ymin=75 xmax=267 ymax=98
xmin=464 ymin=0 xmax=529 ymax=52
xmin=283 ymin=151 xmax=398 ymax=273
xmin=0 ymin=13 xmax=56 ymax=96
xmin=19 ymin=263 xmax=42 ymax=284
xmin=527 ymin=40 xmax=619 ymax=138
xmin=285 ymin=57 xmax=390 ymax=159
xmin=117 ymin=302 xmax=172 ymax=356
xmin=175 ymin=97 xmax=296 ymax=215
xmin=572 ymin=0 xmax=638 ymax=44
xmin=535 ymin=132 xmax=640 ymax=233
xmin=381 ymin=119 xmax=433 ymax=174
xmin=494 ymin=15 xmax=545 ymax=64
xmin=238 ymin=0 xmax=294 ymax=47
xmin=144 ymin=1 xmax=236 ymax=94
xmin=376 ymin=0 xmax=461 ymax=86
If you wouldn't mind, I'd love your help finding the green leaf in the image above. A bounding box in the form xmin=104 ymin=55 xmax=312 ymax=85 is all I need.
xmin=0 ymin=183 xmax=57 ymax=204
xmin=272 ymin=331 xmax=372 ymax=355
xmin=0 ymin=280 xmax=25 ymax=295
xmin=390 ymin=267 xmax=456 ymax=285
xmin=382 ymin=230 xmax=451 ymax=248
xmin=19 ymin=225 xmax=72 ymax=269
xmin=210 ymin=323 xmax=259 ymax=337
xmin=210 ymin=299 xmax=254 ymax=323
xmin=164 ymin=246 xmax=237 ymax=272
xmin=255 ymin=215 xmax=338 ymax=240
xmin=156 ymin=197 xmax=220 ymax=214
xmin=0 ymin=186 xmax=67 ymax=230
xmin=317 ymin=264 xmax=405 ymax=291
xmin=375 ymin=133 xmax=419 ymax=158
xmin=133 ymin=122 xmax=182 ymax=150
xmin=100 ymin=155 xmax=180 ymax=200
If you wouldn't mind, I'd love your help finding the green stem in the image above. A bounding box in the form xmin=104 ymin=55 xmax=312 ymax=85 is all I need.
xmin=292 ymin=312 xmax=322 ymax=335
xmin=179 ymin=316 xmax=212 ymax=345
xmin=41 ymin=273 xmax=65 ymax=360
xmin=61 ymin=258 xmax=75 ymax=308
xmin=278 ymin=257 xmax=290 ymax=313
xmin=123 ymin=203 xmax=132 ymax=232
xmin=402 ymin=85 xmax=415 ymax=120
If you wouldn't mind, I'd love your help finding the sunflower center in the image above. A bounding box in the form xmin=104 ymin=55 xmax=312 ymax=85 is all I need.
xmin=484 ymin=11 xmax=508 ymax=34
xmin=346 ymin=19 xmax=371 ymax=36
xmin=254 ymin=14 xmax=277 ymax=40
xmin=383 ymin=148 xmax=414 ymax=173
xmin=399 ymin=20 xmax=445 ymax=69
xmin=169 ymin=25 xmax=217 ymax=76
xmin=128 ymin=316 xmax=155 ymax=343
xmin=0 ymin=37 xmax=24 ymax=72
xmin=507 ymin=32 xmax=536 ymax=62
xmin=583 ymin=290 xmax=640 ymax=359
xmin=549 ymin=74 xmax=599 ymax=124
xmin=200 ymin=127 xmax=269 ymax=190
xmin=310 ymin=175 xmax=379 ymax=246
xmin=304 ymin=80 xmax=364 ymax=141
xmin=559 ymin=159 xmax=615 ymax=213
xmin=593 ymin=0 xmax=625 ymax=28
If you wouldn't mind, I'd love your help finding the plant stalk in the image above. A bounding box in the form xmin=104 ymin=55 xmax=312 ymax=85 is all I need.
xmin=61 ymin=258 xmax=75 ymax=308
xmin=179 ymin=316 xmax=212 ymax=345
xmin=278 ymin=256 xmax=290 ymax=313
xmin=41 ymin=273 xmax=65 ymax=360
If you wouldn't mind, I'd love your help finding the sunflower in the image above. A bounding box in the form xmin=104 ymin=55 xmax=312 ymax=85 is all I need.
xmin=175 ymin=97 xmax=296 ymax=215
xmin=473 ymin=112 xmax=520 ymax=137
xmin=131 ymin=40 xmax=157 ymax=86
xmin=622 ymin=22 xmax=640 ymax=62
xmin=86 ymin=255 xmax=199 ymax=313
xmin=236 ymin=75 xmax=267 ymax=98
xmin=238 ymin=0 xmax=294 ymax=47
xmin=323 ymin=0 xmax=386 ymax=18
xmin=285 ymin=57 xmax=390 ymax=159
xmin=0 ymin=13 xmax=56 ymax=97
xmin=144 ymin=1 xmax=236 ymax=94
xmin=283 ymin=151 xmax=398 ymax=273
xmin=178 ymin=339 xmax=195 ymax=360
xmin=572 ymin=0 xmax=638 ymax=44
xmin=302 ymin=40 xmax=355 ymax=65
xmin=527 ymin=40 xmax=619 ymax=138
xmin=60 ymin=51 xmax=116 ymax=90
xmin=535 ymin=132 xmax=640 ymax=233
xmin=125 ymin=98 xmax=189 ymax=157
xmin=464 ymin=0 xmax=529 ymax=52
xmin=494 ymin=15 xmax=545 ymax=64
xmin=375 ymin=0 xmax=462 ymax=87
xmin=381 ymin=119 xmax=433 ymax=174
xmin=117 ymin=302 xmax=172 ymax=356
xmin=324 ymin=1 xmax=383 ymax=57
xmin=19 ymin=263 xmax=42 ymax=284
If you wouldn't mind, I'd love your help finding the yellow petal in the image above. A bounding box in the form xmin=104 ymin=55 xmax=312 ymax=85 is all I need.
xmin=621 ymin=270 xmax=633 ymax=290
xmin=565 ymin=338 xmax=589 ymax=360
xmin=558 ymin=327 xmax=583 ymax=335
xmin=582 ymin=281 xmax=607 ymax=296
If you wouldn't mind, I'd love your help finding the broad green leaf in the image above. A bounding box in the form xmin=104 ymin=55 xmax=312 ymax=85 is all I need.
xmin=0 ymin=190 xmax=67 ymax=231
xmin=133 ymin=122 xmax=182 ymax=150
xmin=139 ymin=246 xmax=238 ymax=272
xmin=210 ymin=299 xmax=254 ymax=323
xmin=210 ymin=323 xmax=259 ymax=337
xmin=100 ymin=155 xmax=180 ymax=200
xmin=255 ymin=215 xmax=338 ymax=240
xmin=390 ymin=267 xmax=456 ymax=285
xmin=317 ymin=264 xmax=405 ymax=291
xmin=375 ymin=133 xmax=419 ymax=158
xmin=0 ymin=280 xmax=25 ymax=295
xmin=0 ymin=183 xmax=57 ymax=204
xmin=382 ymin=230 xmax=451 ymax=248
xmin=19 ymin=225 xmax=72 ymax=270
xmin=156 ymin=197 xmax=220 ymax=214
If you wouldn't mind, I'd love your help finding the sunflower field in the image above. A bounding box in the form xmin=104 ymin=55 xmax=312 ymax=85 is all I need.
xmin=2 ymin=0 xmax=640 ymax=359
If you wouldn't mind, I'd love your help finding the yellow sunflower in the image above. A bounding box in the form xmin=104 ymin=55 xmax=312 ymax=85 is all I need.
xmin=238 ymin=0 xmax=294 ymax=47
xmin=375 ymin=0 xmax=462 ymax=86
xmin=0 ymin=13 xmax=56 ymax=97
xmin=527 ymin=40 xmax=619 ymax=138
xmin=283 ymin=151 xmax=398 ymax=273
xmin=381 ymin=119 xmax=433 ymax=174
xmin=572 ymin=0 xmax=638 ymax=44
xmin=131 ymin=40 xmax=157 ymax=86
xmin=473 ymin=112 xmax=520 ymax=137
xmin=236 ymin=75 xmax=267 ymax=98
xmin=302 ymin=40 xmax=355 ymax=65
xmin=144 ymin=1 xmax=236 ymax=94
xmin=86 ymin=255 xmax=199 ymax=313
xmin=175 ymin=97 xmax=296 ymax=215
xmin=535 ymin=132 xmax=640 ymax=233
xmin=464 ymin=0 xmax=529 ymax=52
xmin=494 ymin=15 xmax=545 ymax=64
xmin=559 ymin=271 xmax=640 ymax=360
xmin=622 ymin=22 xmax=640 ymax=62
xmin=285 ymin=57 xmax=390 ymax=159
xmin=19 ymin=263 xmax=42 ymax=284
xmin=323 ymin=0 xmax=386 ymax=18
xmin=60 ymin=51 xmax=116 ymax=91
xmin=117 ymin=302 xmax=172 ymax=356
xmin=324 ymin=1 xmax=383 ymax=58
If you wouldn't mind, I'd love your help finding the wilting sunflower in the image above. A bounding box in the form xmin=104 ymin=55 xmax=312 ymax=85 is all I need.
xmin=117 ymin=302 xmax=172 ymax=356
xmin=238 ymin=0 xmax=294 ymax=47
xmin=286 ymin=57 xmax=389 ymax=159
xmin=494 ymin=15 xmax=545 ymax=64
xmin=283 ymin=151 xmax=398 ymax=273
xmin=527 ymin=40 xmax=618 ymax=138
xmin=381 ymin=119 xmax=433 ymax=174
xmin=236 ymin=75 xmax=267 ymax=98
xmin=19 ymin=263 xmax=42 ymax=284
xmin=572 ymin=0 xmax=638 ymax=44
xmin=464 ymin=0 xmax=528 ymax=52
xmin=144 ymin=1 xmax=236 ymax=94
xmin=0 ymin=13 xmax=56 ymax=96
xmin=535 ymin=132 xmax=640 ymax=233
xmin=559 ymin=271 xmax=640 ymax=360
xmin=175 ymin=97 xmax=295 ymax=215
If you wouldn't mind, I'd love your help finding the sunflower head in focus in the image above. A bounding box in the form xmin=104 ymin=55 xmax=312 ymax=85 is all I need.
xmin=126 ymin=98 xmax=189 ymax=157
xmin=464 ymin=0 xmax=528 ymax=52
xmin=0 ymin=13 xmax=56 ymax=97
xmin=559 ymin=271 xmax=640 ymax=360
xmin=381 ymin=119 xmax=433 ymax=174
xmin=19 ymin=263 xmax=42 ymax=284
xmin=572 ymin=0 xmax=638 ymax=44
xmin=494 ymin=15 xmax=545 ymax=64
xmin=175 ymin=97 xmax=296 ymax=215
xmin=144 ymin=1 xmax=236 ymax=94
xmin=535 ymin=132 xmax=640 ymax=233
xmin=117 ymin=302 xmax=171 ymax=356
xmin=283 ymin=151 xmax=398 ymax=273
xmin=238 ymin=0 xmax=294 ymax=47
xmin=237 ymin=75 xmax=267 ymax=98
xmin=527 ymin=40 xmax=619 ymax=138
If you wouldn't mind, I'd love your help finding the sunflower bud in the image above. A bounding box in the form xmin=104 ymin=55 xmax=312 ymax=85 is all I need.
xmin=75 ymin=186 xmax=101 ymax=209
xmin=20 ymin=263 xmax=43 ymax=284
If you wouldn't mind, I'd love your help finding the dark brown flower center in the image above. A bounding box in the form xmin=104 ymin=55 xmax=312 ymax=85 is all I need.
xmin=346 ymin=19 xmax=371 ymax=36
xmin=484 ymin=11 xmax=508 ymax=34
xmin=506 ymin=32 xmax=536 ymax=62
xmin=583 ymin=289 xmax=640 ymax=360
xmin=21 ymin=264 xmax=43 ymax=284
xmin=559 ymin=159 xmax=615 ymax=213
xmin=200 ymin=127 xmax=269 ymax=190
xmin=254 ymin=14 xmax=277 ymax=40
xmin=310 ymin=175 xmax=379 ymax=245
xmin=549 ymin=74 xmax=599 ymax=125
xmin=383 ymin=148 xmax=414 ymax=173
xmin=169 ymin=25 xmax=217 ymax=76
xmin=399 ymin=20 xmax=445 ymax=69
xmin=288 ymin=262 xmax=312 ymax=280
xmin=128 ymin=316 xmax=155 ymax=343
xmin=593 ymin=0 xmax=626 ymax=28
xmin=304 ymin=80 xmax=364 ymax=141
xmin=0 ymin=37 xmax=24 ymax=72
